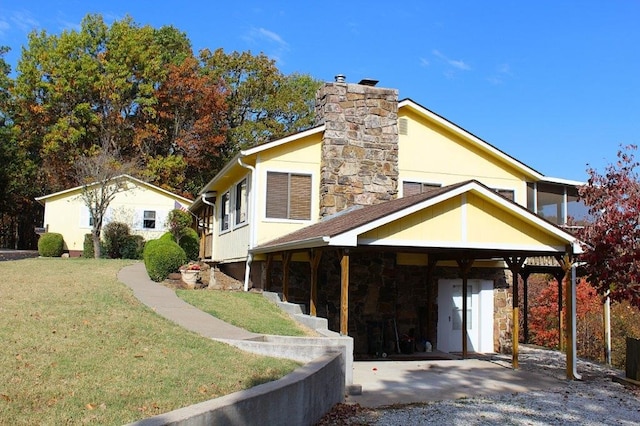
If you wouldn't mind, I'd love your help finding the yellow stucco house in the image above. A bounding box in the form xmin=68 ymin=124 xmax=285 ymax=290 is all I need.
xmin=190 ymin=78 xmax=585 ymax=360
xmin=36 ymin=175 xmax=192 ymax=256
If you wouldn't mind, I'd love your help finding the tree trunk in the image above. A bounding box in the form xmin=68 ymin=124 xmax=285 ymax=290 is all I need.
xmin=92 ymin=230 xmax=101 ymax=259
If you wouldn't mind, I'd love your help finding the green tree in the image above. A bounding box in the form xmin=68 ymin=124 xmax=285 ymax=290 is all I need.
xmin=200 ymin=48 xmax=321 ymax=159
xmin=12 ymin=14 xmax=190 ymax=194
xmin=0 ymin=46 xmax=41 ymax=249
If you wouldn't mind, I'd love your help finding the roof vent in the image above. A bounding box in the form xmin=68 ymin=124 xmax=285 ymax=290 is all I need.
xmin=358 ymin=78 xmax=379 ymax=87
xmin=335 ymin=74 xmax=346 ymax=83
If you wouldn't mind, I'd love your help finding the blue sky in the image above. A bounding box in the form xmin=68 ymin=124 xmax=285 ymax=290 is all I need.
xmin=1 ymin=1 xmax=639 ymax=182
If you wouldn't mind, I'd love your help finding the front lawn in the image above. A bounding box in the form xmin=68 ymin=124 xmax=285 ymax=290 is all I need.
xmin=0 ymin=258 xmax=299 ymax=425
xmin=177 ymin=289 xmax=314 ymax=336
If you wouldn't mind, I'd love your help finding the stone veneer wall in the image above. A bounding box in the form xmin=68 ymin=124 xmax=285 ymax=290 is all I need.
xmin=314 ymin=81 xmax=399 ymax=216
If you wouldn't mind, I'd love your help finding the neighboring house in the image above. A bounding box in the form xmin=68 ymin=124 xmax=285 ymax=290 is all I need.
xmin=190 ymin=78 xmax=585 ymax=359
xmin=36 ymin=175 xmax=192 ymax=256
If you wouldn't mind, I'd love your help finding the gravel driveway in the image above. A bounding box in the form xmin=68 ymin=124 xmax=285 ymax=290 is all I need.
xmin=319 ymin=346 xmax=640 ymax=425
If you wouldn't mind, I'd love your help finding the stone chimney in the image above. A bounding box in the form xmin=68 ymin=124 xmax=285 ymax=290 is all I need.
xmin=315 ymin=76 xmax=399 ymax=217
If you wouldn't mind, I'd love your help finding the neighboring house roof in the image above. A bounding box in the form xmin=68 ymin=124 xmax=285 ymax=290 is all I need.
xmin=35 ymin=174 xmax=193 ymax=205
xmin=252 ymin=179 xmax=582 ymax=255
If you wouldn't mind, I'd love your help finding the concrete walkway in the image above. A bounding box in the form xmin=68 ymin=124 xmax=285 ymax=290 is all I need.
xmin=117 ymin=262 xmax=259 ymax=341
xmin=345 ymin=358 xmax=562 ymax=407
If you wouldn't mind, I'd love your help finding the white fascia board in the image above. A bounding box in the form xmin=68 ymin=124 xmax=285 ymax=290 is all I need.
xmin=251 ymin=236 xmax=331 ymax=254
xmin=358 ymin=238 xmax=568 ymax=253
xmin=539 ymin=176 xmax=585 ymax=186
xmin=240 ymin=125 xmax=325 ymax=156
xmin=399 ymin=100 xmax=544 ymax=180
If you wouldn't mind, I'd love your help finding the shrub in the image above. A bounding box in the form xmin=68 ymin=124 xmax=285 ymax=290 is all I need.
xmin=166 ymin=209 xmax=193 ymax=243
xmin=103 ymin=222 xmax=132 ymax=259
xmin=143 ymin=238 xmax=186 ymax=282
xmin=159 ymin=232 xmax=174 ymax=242
xmin=121 ymin=235 xmax=145 ymax=260
xmin=83 ymin=234 xmax=94 ymax=258
xmin=38 ymin=232 xmax=65 ymax=257
xmin=179 ymin=227 xmax=200 ymax=261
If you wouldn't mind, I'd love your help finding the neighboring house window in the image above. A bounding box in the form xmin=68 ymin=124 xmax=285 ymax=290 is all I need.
xmin=493 ymin=189 xmax=515 ymax=202
xmin=220 ymin=191 xmax=230 ymax=231
xmin=143 ymin=210 xmax=156 ymax=229
xmin=235 ymin=179 xmax=247 ymax=225
xmin=266 ymin=172 xmax=311 ymax=220
xmin=403 ymin=181 xmax=442 ymax=197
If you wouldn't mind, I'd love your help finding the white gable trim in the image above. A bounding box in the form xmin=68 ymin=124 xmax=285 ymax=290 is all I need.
xmin=240 ymin=125 xmax=325 ymax=156
xmin=36 ymin=174 xmax=192 ymax=205
xmin=327 ymin=181 xmax=582 ymax=253
xmin=399 ymin=99 xmax=544 ymax=181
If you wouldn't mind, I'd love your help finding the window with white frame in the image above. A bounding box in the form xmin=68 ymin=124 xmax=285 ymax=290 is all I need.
xmin=220 ymin=191 xmax=230 ymax=231
xmin=266 ymin=171 xmax=311 ymax=220
xmin=235 ymin=178 xmax=247 ymax=225
xmin=143 ymin=210 xmax=157 ymax=229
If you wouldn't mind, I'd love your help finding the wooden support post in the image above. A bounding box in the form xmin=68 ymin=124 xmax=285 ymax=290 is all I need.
xmin=504 ymin=256 xmax=526 ymax=369
xmin=282 ymin=251 xmax=292 ymax=303
xmin=309 ymin=249 xmax=322 ymax=317
xmin=457 ymin=258 xmax=474 ymax=359
xmin=340 ymin=249 xmax=350 ymax=336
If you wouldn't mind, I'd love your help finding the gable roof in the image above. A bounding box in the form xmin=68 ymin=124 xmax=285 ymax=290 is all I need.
xmin=399 ymin=99 xmax=583 ymax=186
xmin=252 ymin=180 xmax=582 ymax=255
xmin=35 ymin=174 xmax=193 ymax=205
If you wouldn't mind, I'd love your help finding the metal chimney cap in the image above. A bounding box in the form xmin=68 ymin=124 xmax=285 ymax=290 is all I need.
xmin=334 ymin=74 xmax=346 ymax=83
xmin=358 ymin=78 xmax=379 ymax=87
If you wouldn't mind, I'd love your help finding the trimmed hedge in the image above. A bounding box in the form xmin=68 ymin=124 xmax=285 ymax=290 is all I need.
xmin=143 ymin=238 xmax=187 ymax=282
xmin=179 ymin=227 xmax=200 ymax=261
xmin=38 ymin=232 xmax=65 ymax=257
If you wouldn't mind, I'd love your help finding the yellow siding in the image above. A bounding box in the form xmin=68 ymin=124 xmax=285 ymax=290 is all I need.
xmin=254 ymin=132 xmax=323 ymax=245
xmin=43 ymin=182 xmax=185 ymax=252
xmin=398 ymin=108 xmax=529 ymax=205
xmin=465 ymin=192 xmax=564 ymax=247
xmin=361 ymin=192 xmax=566 ymax=248
xmin=361 ymin=197 xmax=462 ymax=242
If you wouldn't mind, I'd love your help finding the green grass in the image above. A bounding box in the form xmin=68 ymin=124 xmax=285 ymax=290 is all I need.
xmin=177 ymin=290 xmax=314 ymax=336
xmin=0 ymin=258 xmax=299 ymax=425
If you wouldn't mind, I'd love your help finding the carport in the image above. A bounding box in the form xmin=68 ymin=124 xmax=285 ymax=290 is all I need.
xmin=251 ymin=180 xmax=582 ymax=372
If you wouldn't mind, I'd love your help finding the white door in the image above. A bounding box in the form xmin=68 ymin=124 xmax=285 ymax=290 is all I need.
xmin=437 ymin=279 xmax=494 ymax=353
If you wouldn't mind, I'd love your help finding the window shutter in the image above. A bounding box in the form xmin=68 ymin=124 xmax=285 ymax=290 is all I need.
xmin=266 ymin=172 xmax=288 ymax=218
xmin=290 ymin=174 xmax=311 ymax=220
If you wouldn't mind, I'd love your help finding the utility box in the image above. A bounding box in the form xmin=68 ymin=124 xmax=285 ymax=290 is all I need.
xmin=625 ymin=337 xmax=640 ymax=380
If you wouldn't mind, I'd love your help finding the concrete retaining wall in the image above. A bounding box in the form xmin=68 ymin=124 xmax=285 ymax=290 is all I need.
xmin=218 ymin=334 xmax=353 ymax=385
xmin=128 ymin=353 xmax=344 ymax=426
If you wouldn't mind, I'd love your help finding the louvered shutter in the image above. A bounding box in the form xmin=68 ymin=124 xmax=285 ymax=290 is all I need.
xmin=266 ymin=172 xmax=288 ymax=218
xmin=290 ymin=174 xmax=311 ymax=220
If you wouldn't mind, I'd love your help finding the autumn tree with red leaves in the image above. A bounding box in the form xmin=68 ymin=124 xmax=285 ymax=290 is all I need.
xmin=529 ymin=277 xmax=603 ymax=359
xmin=577 ymin=145 xmax=640 ymax=307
